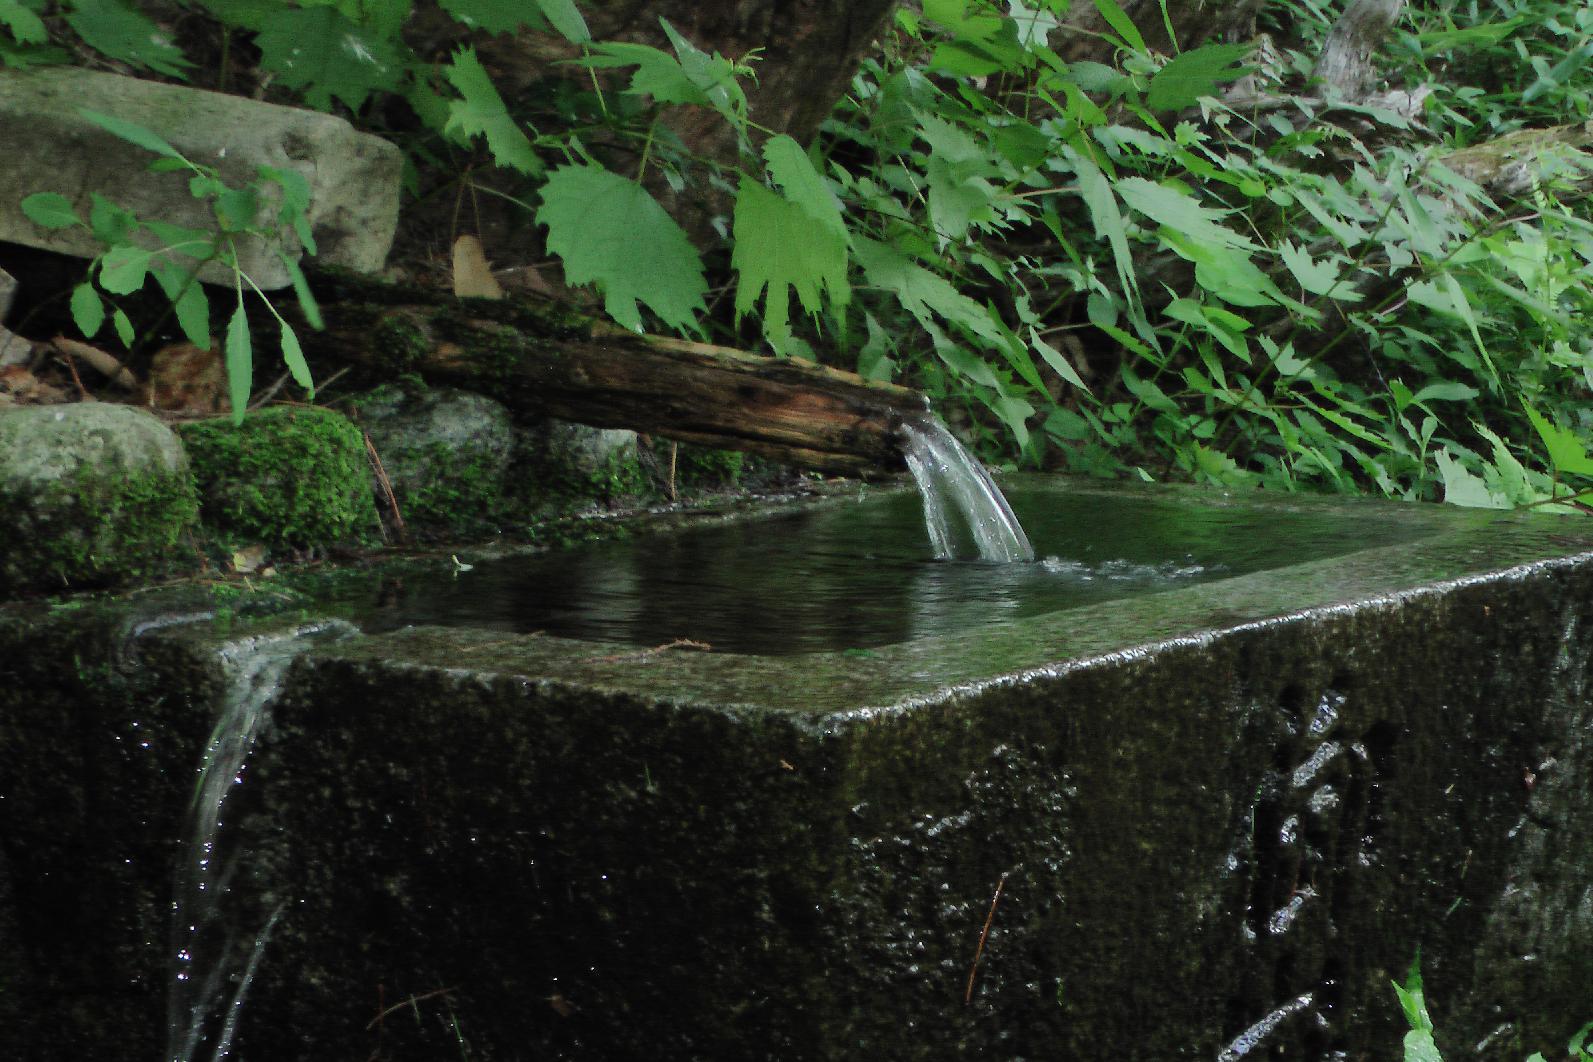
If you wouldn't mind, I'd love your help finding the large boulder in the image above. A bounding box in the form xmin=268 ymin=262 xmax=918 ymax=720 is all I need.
xmin=0 ymin=67 xmax=401 ymax=289
xmin=0 ymin=403 xmax=198 ymax=593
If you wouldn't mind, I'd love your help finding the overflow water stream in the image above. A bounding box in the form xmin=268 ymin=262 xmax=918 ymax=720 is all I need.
xmin=165 ymin=622 xmax=353 ymax=1062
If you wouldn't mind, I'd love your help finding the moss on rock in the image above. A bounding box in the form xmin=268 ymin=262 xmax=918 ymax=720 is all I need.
xmin=178 ymin=406 xmax=379 ymax=550
xmin=0 ymin=404 xmax=199 ymax=593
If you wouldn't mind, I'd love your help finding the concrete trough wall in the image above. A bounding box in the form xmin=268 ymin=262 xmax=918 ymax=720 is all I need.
xmin=1 ymin=485 xmax=1591 ymax=1060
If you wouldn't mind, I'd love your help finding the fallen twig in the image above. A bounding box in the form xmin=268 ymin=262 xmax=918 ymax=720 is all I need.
xmin=964 ymin=871 xmax=1010 ymax=1004
xmin=52 ymin=335 xmax=138 ymax=389
xmin=362 ymin=430 xmax=403 ymax=543
xmin=591 ymin=638 xmax=712 ymax=664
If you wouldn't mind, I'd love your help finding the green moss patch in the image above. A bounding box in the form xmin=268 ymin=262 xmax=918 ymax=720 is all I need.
xmin=178 ymin=406 xmax=379 ymax=550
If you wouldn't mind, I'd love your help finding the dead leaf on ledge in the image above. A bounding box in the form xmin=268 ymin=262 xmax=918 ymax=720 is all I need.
xmin=232 ymin=544 xmax=268 ymax=574
xmin=0 ymin=364 xmax=69 ymax=404
xmin=146 ymin=341 xmax=225 ymax=415
xmin=452 ymin=235 xmax=504 ymax=300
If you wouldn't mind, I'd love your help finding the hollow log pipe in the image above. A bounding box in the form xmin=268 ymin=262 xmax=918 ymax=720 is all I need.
xmin=309 ymin=270 xmax=928 ymax=476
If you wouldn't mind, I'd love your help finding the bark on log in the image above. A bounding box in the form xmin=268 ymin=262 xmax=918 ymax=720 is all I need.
xmin=308 ymin=273 xmax=927 ymax=476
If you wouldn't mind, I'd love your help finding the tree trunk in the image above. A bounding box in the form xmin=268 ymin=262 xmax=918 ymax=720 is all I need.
xmin=309 ymin=272 xmax=927 ymax=476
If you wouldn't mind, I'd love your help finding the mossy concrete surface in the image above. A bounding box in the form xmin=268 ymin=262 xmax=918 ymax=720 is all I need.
xmin=178 ymin=405 xmax=379 ymax=550
xmin=0 ymin=404 xmax=199 ymax=593
xmin=3 ymin=483 xmax=1593 ymax=1060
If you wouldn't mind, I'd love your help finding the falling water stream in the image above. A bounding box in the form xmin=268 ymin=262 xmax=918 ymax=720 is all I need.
xmin=165 ymin=621 xmax=353 ymax=1062
xmin=900 ymin=415 xmax=1034 ymax=563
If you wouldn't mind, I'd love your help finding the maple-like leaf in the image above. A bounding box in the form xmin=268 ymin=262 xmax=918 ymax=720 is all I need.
xmin=537 ymin=165 xmax=705 ymax=333
xmin=443 ymin=47 xmax=543 ymax=175
xmin=254 ymin=5 xmax=401 ymax=111
xmin=732 ymin=178 xmax=848 ymax=346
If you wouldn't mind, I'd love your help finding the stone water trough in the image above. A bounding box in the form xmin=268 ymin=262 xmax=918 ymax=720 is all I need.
xmin=2 ymin=479 xmax=1591 ymax=1060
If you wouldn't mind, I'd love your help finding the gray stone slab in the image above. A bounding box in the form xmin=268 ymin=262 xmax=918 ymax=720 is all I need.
xmin=0 ymin=67 xmax=401 ymax=289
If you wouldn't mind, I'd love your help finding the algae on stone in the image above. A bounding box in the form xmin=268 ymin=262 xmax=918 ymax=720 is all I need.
xmin=178 ymin=406 xmax=378 ymax=549
xmin=0 ymin=404 xmax=199 ymax=592
xmin=348 ymin=385 xmax=515 ymax=538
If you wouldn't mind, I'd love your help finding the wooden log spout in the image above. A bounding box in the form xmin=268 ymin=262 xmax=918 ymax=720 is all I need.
xmin=310 ymin=273 xmax=928 ymax=476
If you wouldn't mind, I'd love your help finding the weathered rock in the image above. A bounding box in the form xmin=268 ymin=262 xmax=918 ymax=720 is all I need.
xmin=177 ymin=406 xmax=379 ymax=550
xmin=0 ymin=67 xmax=401 ymax=289
xmin=0 ymin=403 xmax=198 ymax=593
xmin=349 ymin=385 xmax=515 ymax=537
xmin=516 ymin=417 xmax=642 ymax=513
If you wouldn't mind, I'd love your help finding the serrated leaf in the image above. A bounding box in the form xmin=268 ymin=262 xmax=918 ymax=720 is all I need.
xmin=1522 ymin=401 xmax=1593 ymax=477
xmin=762 ymin=134 xmax=845 ymax=240
xmin=1145 ymin=43 xmax=1251 ymax=111
xmin=443 ymin=47 xmax=542 ymax=175
xmin=254 ymin=5 xmax=402 ymax=112
xmin=582 ymin=41 xmax=705 ymax=106
xmin=1089 ymin=0 xmax=1147 ymax=54
xmin=854 ymin=237 xmax=1011 ymax=352
xmin=20 ymin=192 xmax=81 ymax=230
xmin=1029 ymin=328 xmax=1090 ymax=393
xmin=732 ymin=178 xmax=848 ymax=346
xmin=1436 ymin=451 xmax=1504 ymax=508
xmin=214 ymin=185 xmax=261 ymax=231
xmin=225 ymin=301 xmax=252 ymax=422
xmin=0 ymin=0 xmax=46 ymax=45
xmin=154 ymin=262 xmax=212 ymax=349
xmin=438 ymin=0 xmax=544 ymax=35
xmin=88 ymin=193 xmax=137 ymax=245
xmin=79 ymin=107 xmax=182 ymax=159
xmin=279 ymin=322 xmax=313 ymax=394
xmin=1279 ymin=241 xmax=1341 ymax=295
xmin=534 ymin=0 xmax=589 ymax=42
xmin=1117 ymin=177 xmax=1256 ymax=250
xmin=65 ymin=0 xmax=189 ymax=77
xmin=99 ymin=244 xmax=154 ymax=295
xmin=537 ymin=164 xmax=705 ymax=333
xmin=70 ymin=282 xmax=104 ymax=338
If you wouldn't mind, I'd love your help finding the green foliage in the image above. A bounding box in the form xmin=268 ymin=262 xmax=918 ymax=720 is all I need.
xmin=12 ymin=0 xmax=1593 ymax=513
xmin=20 ymin=109 xmax=320 ymax=422
xmin=536 ymin=163 xmax=706 ymax=333
xmin=1396 ymin=954 xmax=1592 ymax=1062
xmin=177 ymin=406 xmax=379 ymax=549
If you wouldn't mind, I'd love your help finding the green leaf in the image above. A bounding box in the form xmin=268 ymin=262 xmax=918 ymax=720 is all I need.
xmin=254 ymin=4 xmax=403 ymax=112
xmin=65 ymin=0 xmax=189 ymax=77
xmin=70 ymin=282 xmax=104 ymax=338
xmin=111 ymin=307 xmax=134 ymax=347
xmin=258 ymin=165 xmax=316 ymax=253
xmin=1145 ymin=43 xmax=1252 ymax=112
xmin=1116 ymin=177 xmax=1256 ymax=250
xmin=152 ymin=262 xmax=211 ymax=349
xmin=537 ymin=164 xmax=706 ymax=333
xmin=277 ymin=253 xmax=323 ymax=330
xmin=582 ymin=41 xmax=705 ymax=105
xmin=88 ymin=193 xmax=136 ymax=245
xmin=20 ymin=192 xmax=81 ymax=230
xmin=0 ymin=0 xmax=46 ymax=45
xmin=1030 ymin=328 xmax=1090 ymax=393
xmin=1401 ymin=1029 xmax=1444 ymax=1062
xmin=1279 ymin=241 xmax=1341 ymax=295
xmin=854 ymin=237 xmax=1011 ymax=351
xmin=731 ymin=178 xmax=849 ymax=347
xmin=438 ymin=0 xmax=544 ymax=36
xmin=762 ymin=134 xmax=846 ymax=240
xmin=1522 ymin=401 xmax=1593 ymax=477
xmin=1436 ymin=451 xmax=1503 ymax=508
xmin=214 ymin=185 xmax=261 ymax=231
xmin=79 ymin=107 xmax=182 ymax=159
xmin=1410 ymin=381 xmax=1478 ymax=405
xmin=225 ymin=301 xmax=252 ymax=423
xmin=279 ymin=322 xmax=313 ymax=394
xmin=443 ymin=47 xmax=543 ymax=175
xmin=533 ymin=0 xmax=589 ymax=42
xmin=98 ymin=244 xmax=154 ymax=295
xmin=1089 ymin=0 xmax=1147 ymax=55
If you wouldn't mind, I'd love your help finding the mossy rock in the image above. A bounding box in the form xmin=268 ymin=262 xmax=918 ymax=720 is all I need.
xmin=514 ymin=418 xmax=645 ymax=517
xmin=0 ymin=404 xmax=199 ymax=593
xmin=178 ymin=406 xmax=379 ymax=550
xmin=348 ymin=385 xmax=514 ymax=538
